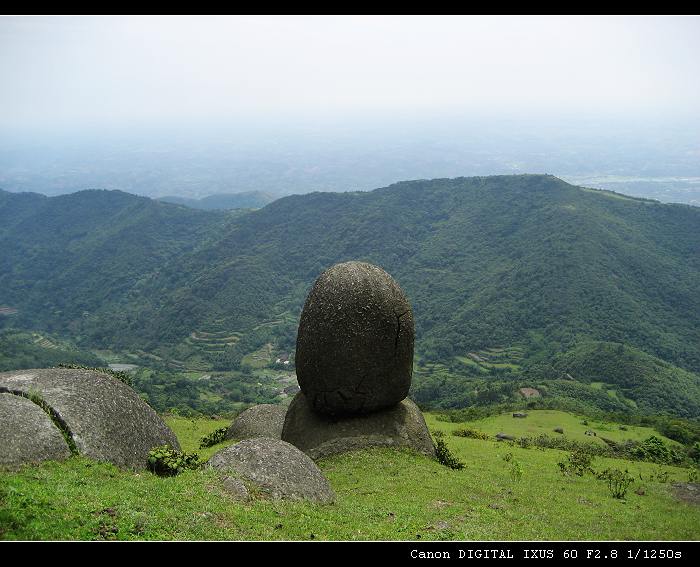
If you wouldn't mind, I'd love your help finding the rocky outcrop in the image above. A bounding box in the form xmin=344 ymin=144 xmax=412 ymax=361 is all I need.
xmin=282 ymin=392 xmax=435 ymax=460
xmin=295 ymin=261 xmax=414 ymax=416
xmin=208 ymin=438 xmax=335 ymax=503
xmin=226 ymin=404 xmax=287 ymax=441
xmin=0 ymin=368 xmax=179 ymax=470
xmin=0 ymin=393 xmax=72 ymax=469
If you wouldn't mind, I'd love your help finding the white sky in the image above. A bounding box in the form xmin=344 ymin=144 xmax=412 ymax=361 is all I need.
xmin=1 ymin=15 xmax=699 ymax=131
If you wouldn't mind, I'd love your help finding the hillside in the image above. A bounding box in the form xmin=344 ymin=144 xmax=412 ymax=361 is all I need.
xmin=158 ymin=191 xmax=276 ymax=210
xmin=2 ymin=410 xmax=698 ymax=540
xmin=1 ymin=176 xmax=699 ymax=415
xmin=547 ymin=342 xmax=700 ymax=418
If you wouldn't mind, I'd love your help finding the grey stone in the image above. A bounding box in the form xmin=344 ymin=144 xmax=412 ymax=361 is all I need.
xmin=0 ymin=368 xmax=179 ymax=470
xmin=512 ymin=412 xmax=528 ymax=418
xmin=0 ymin=393 xmax=72 ymax=469
xmin=296 ymin=261 xmax=414 ymax=416
xmin=226 ymin=404 xmax=287 ymax=441
xmin=495 ymin=432 xmax=515 ymax=441
xmin=221 ymin=476 xmax=250 ymax=501
xmin=281 ymin=392 xmax=435 ymax=460
xmin=208 ymin=438 xmax=335 ymax=503
xmin=554 ymin=427 xmax=564 ymax=434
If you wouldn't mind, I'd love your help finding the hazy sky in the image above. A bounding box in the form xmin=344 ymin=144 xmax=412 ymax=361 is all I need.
xmin=1 ymin=15 xmax=699 ymax=133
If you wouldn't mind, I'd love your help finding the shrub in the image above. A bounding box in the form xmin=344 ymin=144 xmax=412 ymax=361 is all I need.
xmin=199 ymin=427 xmax=228 ymax=449
xmin=503 ymin=452 xmax=513 ymax=463
xmin=434 ymin=438 xmax=465 ymax=470
xmin=630 ymin=436 xmax=684 ymax=465
xmin=688 ymin=468 xmax=698 ymax=483
xmin=689 ymin=442 xmax=700 ymax=464
xmin=510 ymin=460 xmax=524 ymax=481
xmin=558 ymin=447 xmax=595 ymax=477
xmin=597 ymin=468 xmax=634 ymax=499
xmin=147 ymin=445 xmax=201 ymax=476
xmin=452 ymin=427 xmax=490 ymax=440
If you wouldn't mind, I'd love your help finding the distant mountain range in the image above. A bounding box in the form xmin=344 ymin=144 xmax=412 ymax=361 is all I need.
xmin=158 ymin=191 xmax=276 ymax=210
xmin=1 ymin=175 xmax=698 ymax=415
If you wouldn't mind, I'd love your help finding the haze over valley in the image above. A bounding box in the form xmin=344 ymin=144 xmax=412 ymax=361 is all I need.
xmin=1 ymin=16 xmax=700 ymax=542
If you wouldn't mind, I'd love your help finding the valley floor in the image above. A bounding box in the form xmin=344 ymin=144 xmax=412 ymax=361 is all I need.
xmin=1 ymin=411 xmax=698 ymax=540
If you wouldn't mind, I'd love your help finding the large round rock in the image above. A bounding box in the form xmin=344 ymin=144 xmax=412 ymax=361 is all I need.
xmin=281 ymin=392 xmax=435 ymax=460
xmin=0 ymin=393 xmax=72 ymax=469
xmin=0 ymin=368 xmax=180 ymax=470
xmin=226 ymin=404 xmax=287 ymax=441
xmin=296 ymin=261 xmax=414 ymax=416
xmin=208 ymin=438 xmax=335 ymax=503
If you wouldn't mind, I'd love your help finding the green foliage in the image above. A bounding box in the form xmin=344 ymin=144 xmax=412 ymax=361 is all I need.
xmin=544 ymin=342 xmax=700 ymax=418
xmin=198 ymin=427 xmax=228 ymax=449
xmin=630 ymin=436 xmax=684 ymax=465
xmin=452 ymin=427 xmax=490 ymax=440
xmin=2 ymin=176 xmax=699 ymax=418
xmin=689 ymin=443 xmax=700 ymax=464
xmin=147 ymin=445 xmax=201 ymax=477
xmin=509 ymin=460 xmax=524 ymax=482
xmin=0 ymin=330 xmax=103 ymax=372
xmin=558 ymin=448 xmax=595 ymax=477
xmin=597 ymin=468 xmax=634 ymax=499
xmin=433 ymin=438 xmax=465 ymax=470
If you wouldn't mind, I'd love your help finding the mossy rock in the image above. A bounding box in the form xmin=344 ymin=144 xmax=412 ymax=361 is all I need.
xmin=226 ymin=404 xmax=287 ymax=441
xmin=281 ymin=392 xmax=435 ymax=460
xmin=0 ymin=368 xmax=179 ymax=470
xmin=208 ymin=438 xmax=335 ymax=503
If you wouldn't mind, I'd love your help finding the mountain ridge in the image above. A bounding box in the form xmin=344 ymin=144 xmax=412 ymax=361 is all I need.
xmin=1 ymin=175 xmax=698 ymax=387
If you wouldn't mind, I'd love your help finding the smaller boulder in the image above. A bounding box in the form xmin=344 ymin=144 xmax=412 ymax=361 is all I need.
xmin=554 ymin=427 xmax=564 ymax=434
xmin=495 ymin=432 xmax=515 ymax=441
xmin=226 ymin=404 xmax=287 ymax=441
xmin=512 ymin=412 xmax=528 ymax=418
xmin=208 ymin=438 xmax=335 ymax=503
xmin=281 ymin=393 xmax=435 ymax=460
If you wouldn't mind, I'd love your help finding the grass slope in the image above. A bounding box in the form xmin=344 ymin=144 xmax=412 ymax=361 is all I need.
xmin=1 ymin=412 xmax=698 ymax=540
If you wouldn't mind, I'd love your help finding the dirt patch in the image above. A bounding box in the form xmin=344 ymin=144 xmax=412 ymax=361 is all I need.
xmin=672 ymin=483 xmax=700 ymax=505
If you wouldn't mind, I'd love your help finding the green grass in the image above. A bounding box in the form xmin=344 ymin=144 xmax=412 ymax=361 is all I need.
xmin=164 ymin=416 xmax=235 ymax=461
xmin=429 ymin=410 xmax=681 ymax=447
xmin=1 ymin=411 xmax=698 ymax=540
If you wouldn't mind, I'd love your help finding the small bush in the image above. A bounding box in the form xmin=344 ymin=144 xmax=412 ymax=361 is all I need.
xmin=651 ymin=470 xmax=670 ymax=484
xmin=434 ymin=438 xmax=465 ymax=470
xmin=199 ymin=427 xmax=228 ymax=449
xmin=558 ymin=447 xmax=595 ymax=477
xmin=503 ymin=452 xmax=513 ymax=463
xmin=431 ymin=429 xmax=445 ymax=438
xmin=688 ymin=468 xmax=698 ymax=483
xmin=452 ymin=427 xmax=490 ymax=440
xmin=630 ymin=436 xmax=683 ymax=465
xmin=147 ymin=445 xmax=201 ymax=477
xmin=510 ymin=460 xmax=524 ymax=481
xmin=597 ymin=468 xmax=634 ymax=499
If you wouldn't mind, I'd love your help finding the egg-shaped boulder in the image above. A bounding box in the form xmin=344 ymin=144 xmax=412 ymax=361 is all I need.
xmin=296 ymin=261 xmax=414 ymax=416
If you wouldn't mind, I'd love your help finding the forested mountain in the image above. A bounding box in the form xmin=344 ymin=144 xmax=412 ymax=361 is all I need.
xmin=1 ymin=176 xmax=699 ymax=414
xmin=158 ymin=191 xmax=275 ymax=210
